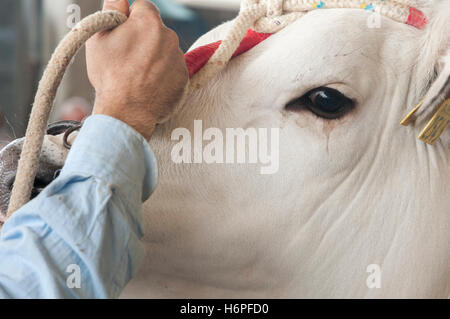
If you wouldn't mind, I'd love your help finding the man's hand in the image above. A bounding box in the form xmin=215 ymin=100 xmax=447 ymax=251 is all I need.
xmin=86 ymin=0 xmax=189 ymax=140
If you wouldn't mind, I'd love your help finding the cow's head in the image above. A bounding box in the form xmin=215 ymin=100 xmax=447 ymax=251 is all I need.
xmin=1 ymin=0 xmax=449 ymax=297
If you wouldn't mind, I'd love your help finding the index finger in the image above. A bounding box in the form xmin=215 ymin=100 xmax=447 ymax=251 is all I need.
xmin=103 ymin=0 xmax=130 ymax=16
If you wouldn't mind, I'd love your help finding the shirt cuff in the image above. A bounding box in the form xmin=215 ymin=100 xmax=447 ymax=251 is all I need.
xmin=62 ymin=114 xmax=158 ymax=202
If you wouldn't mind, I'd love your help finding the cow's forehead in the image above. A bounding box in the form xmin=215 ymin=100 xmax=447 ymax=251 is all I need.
xmin=263 ymin=8 xmax=419 ymax=63
xmin=223 ymin=8 xmax=419 ymax=98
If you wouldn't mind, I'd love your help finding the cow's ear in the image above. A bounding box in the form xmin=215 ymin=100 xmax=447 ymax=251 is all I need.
xmin=401 ymin=1 xmax=450 ymax=144
xmin=416 ymin=0 xmax=450 ymax=113
xmin=414 ymin=50 xmax=450 ymax=144
xmin=416 ymin=49 xmax=450 ymax=121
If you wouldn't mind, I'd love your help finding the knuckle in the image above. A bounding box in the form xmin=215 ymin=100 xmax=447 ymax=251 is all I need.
xmin=144 ymin=0 xmax=160 ymax=14
xmin=133 ymin=11 xmax=160 ymax=24
xmin=131 ymin=0 xmax=162 ymax=23
xmin=164 ymin=29 xmax=180 ymax=47
xmin=168 ymin=29 xmax=179 ymax=43
xmin=149 ymin=23 xmax=165 ymax=43
xmin=132 ymin=18 xmax=162 ymax=40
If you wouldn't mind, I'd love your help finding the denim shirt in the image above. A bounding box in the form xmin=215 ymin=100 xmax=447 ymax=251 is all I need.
xmin=0 ymin=115 xmax=157 ymax=298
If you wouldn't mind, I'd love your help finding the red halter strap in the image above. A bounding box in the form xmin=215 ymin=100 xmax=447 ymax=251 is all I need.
xmin=185 ymin=29 xmax=272 ymax=77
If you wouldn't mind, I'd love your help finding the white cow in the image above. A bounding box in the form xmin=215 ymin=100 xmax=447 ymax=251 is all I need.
xmin=0 ymin=0 xmax=449 ymax=298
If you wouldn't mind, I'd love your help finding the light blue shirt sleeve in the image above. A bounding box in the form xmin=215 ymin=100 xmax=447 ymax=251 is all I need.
xmin=0 ymin=114 xmax=158 ymax=298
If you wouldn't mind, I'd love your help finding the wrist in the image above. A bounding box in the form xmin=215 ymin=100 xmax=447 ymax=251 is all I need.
xmin=93 ymin=97 xmax=157 ymax=140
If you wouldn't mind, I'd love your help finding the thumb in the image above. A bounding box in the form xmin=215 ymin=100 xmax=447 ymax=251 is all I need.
xmin=103 ymin=0 xmax=130 ymax=16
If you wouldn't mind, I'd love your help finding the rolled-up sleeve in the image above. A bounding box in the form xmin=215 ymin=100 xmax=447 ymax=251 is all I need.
xmin=0 ymin=114 xmax=158 ymax=298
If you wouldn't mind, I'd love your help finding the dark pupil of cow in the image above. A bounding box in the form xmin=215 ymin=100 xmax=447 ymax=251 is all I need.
xmin=313 ymin=89 xmax=344 ymax=113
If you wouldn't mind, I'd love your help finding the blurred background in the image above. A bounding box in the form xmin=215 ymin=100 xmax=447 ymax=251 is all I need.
xmin=0 ymin=0 xmax=241 ymax=149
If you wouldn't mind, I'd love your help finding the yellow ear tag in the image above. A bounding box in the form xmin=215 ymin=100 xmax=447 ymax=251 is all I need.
xmin=400 ymin=99 xmax=424 ymax=126
xmin=418 ymin=98 xmax=450 ymax=145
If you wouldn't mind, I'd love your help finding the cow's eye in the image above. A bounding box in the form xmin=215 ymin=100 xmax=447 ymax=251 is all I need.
xmin=305 ymin=87 xmax=354 ymax=119
xmin=286 ymin=87 xmax=355 ymax=119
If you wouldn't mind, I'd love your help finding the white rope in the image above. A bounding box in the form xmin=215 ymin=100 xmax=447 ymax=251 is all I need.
xmin=6 ymin=0 xmax=418 ymax=219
